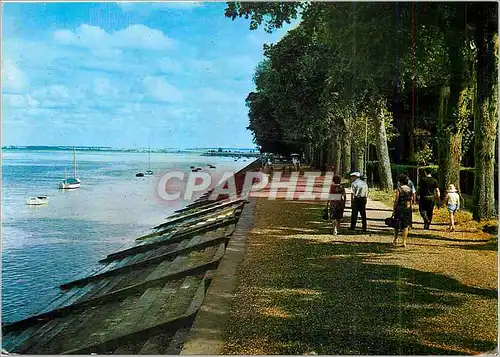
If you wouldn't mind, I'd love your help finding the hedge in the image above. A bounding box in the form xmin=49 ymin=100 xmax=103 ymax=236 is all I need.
xmin=365 ymin=163 xmax=480 ymax=194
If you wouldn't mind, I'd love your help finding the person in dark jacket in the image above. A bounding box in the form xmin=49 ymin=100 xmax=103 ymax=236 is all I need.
xmin=328 ymin=175 xmax=346 ymax=235
xmin=393 ymin=175 xmax=413 ymax=246
xmin=417 ymin=169 xmax=441 ymax=229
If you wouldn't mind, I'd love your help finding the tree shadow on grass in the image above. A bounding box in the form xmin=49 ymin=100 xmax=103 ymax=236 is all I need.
xmin=447 ymin=240 xmax=498 ymax=251
xmin=226 ymin=238 xmax=497 ymax=355
xmin=222 ymin=200 xmax=498 ymax=355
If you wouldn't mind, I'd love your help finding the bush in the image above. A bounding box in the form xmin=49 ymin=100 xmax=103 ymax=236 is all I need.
xmin=366 ymin=162 xmax=475 ymax=193
xmin=366 ymin=163 xmax=436 ymax=185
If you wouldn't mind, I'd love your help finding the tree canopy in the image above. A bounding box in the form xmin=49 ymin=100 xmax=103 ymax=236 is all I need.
xmin=226 ymin=1 xmax=498 ymax=220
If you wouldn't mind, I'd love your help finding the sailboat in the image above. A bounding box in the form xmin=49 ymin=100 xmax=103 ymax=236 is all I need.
xmin=59 ymin=147 xmax=81 ymax=189
xmin=144 ymin=146 xmax=153 ymax=176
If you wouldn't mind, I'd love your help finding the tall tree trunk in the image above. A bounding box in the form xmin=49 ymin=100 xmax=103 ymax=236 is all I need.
xmin=320 ymin=143 xmax=327 ymax=168
xmin=334 ymin=135 xmax=342 ymax=175
xmin=352 ymin=145 xmax=364 ymax=174
xmin=342 ymin=131 xmax=351 ymax=175
xmin=356 ymin=147 xmax=364 ymax=175
xmin=372 ymin=107 xmax=393 ymax=191
xmin=313 ymin=146 xmax=321 ymax=169
xmin=437 ymin=85 xmax=449 ymax=191
xmin=328 ymin=140 xmax=334 ymax=166
xmin=437 ymin=85 xmax=466 ymax=192
xmin=331 ymin=133 xmax=342 ymax=174
xmin=473 ymin=12 xmax=498 ymax=221
xmin=303 ymin=143 xmax=311 ymax=165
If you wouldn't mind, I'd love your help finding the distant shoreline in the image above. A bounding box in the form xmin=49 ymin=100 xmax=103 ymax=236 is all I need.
xmin=2 ymin=146 xmax=260 ymax=156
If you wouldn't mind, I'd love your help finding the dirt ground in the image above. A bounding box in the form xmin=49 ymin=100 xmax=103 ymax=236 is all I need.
xmin=221 ymin=194 xmax=498 ymax=355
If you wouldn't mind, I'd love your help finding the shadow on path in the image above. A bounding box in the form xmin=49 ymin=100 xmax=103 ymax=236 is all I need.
xmin=222 ymin=199 xmax=498 ymax=355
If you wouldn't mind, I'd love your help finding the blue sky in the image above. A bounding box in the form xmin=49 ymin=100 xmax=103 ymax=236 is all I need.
xmin=2 ymin=2 xmax=297 ymax=149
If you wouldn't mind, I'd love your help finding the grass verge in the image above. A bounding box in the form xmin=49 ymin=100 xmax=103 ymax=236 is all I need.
xmin=369 ymin=188 xmax=498 ymax=235
xmin=221 ymin=198 xmax=497 ymax=355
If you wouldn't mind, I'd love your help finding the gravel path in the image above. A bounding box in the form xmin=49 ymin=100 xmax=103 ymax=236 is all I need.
xmin=221 ymin=192 xmax=497 ymax=355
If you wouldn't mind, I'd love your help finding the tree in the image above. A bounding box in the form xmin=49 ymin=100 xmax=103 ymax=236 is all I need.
xmin=471 ymin=2 xmax=498 ymax=220
xmin=226 ymin=1 xmax=497 ymax=205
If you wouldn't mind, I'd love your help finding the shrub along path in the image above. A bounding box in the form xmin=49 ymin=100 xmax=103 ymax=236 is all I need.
xmin=221 ymin=193 xmax=497 ymax=355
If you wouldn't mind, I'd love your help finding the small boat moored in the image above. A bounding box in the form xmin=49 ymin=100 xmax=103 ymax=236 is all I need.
xmin=26 ymin=196 xmax=49 ymax=205
xmin=59 ymin=178 xmax=81 ymax=189
xmin=59 ymin=147 xmax=81 ymax=189
xmin=136 ymin=173 xmax=144 ymax=177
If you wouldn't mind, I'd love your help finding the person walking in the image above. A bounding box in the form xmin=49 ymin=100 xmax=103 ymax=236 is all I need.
xmin=349 ymin=172 xmax=368 ymax=231
xmin=397 ymin=173 xmax=416 ymax=228
xmin=397 ymin=174 xmax=416 ymax=203
xmin=392 ymin=175 xmax=413 ymax=247
xmin=328 ymin=175 xmax=346 ymax=235
xmin=417 ymin=169 xmax=441 ymax=229
xmin=443 ymin=184 xmax=460 ymax=232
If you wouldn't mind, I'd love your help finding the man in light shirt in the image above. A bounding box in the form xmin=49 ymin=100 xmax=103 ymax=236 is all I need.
xmin=350 ymin=171 xmax=368 ymax=231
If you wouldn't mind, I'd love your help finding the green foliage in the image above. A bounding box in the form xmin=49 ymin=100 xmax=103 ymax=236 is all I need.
xmin=224 ymin=2 xmax=305 ymax=33
xmin=225 ymin=2 xmax=498 ymax=213
xmin=414 ymin=144 xmax=433 ymax=166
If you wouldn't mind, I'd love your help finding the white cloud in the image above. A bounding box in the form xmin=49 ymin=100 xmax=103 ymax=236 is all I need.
xmin=116 ymin=25 xmax=173 ymax=50
xmin=93 ymin=77 xmax=120 ymax=98
xmin=196 ymin=87 xmax=239 ymax=104
xmin=158 ymin=2 xmax=203 ymax=9
xmin=143 ymin=76 xmax=183 ymax=102
xmin=3 ymin=94 xmax=40 ymax=108
xmin=53 ymin=24 xmax=173 ymax=51
xmin=187 ymin=58 xmax=215 ymax=73
xmin=116 ymin=2 xmax=203 ymax=14
xmin=158 ymin=57 xmax=183 ymax=73
xmin=32 ymin=84 xmax=70 ymax=101
xmin=223 ymin=55 xmax=260 ymax=76
xmin=2 ymin=59 xmax=29 ymax=93
xmin=246 ymin=33 xmax=265 ymax=47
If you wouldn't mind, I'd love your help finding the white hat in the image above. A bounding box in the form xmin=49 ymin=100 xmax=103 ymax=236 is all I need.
xmin=350 ymin=171 xmax=361 ymax=177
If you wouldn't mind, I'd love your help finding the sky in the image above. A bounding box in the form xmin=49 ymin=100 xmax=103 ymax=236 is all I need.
xmin=2 ymin=2 xmax=297 ymax=149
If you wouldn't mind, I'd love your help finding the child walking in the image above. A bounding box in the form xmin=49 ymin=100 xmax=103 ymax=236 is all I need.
xmin=443 ymin=184 xmax=460 ymax=232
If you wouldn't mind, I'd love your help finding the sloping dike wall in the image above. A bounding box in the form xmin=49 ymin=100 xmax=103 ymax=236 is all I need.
xmin=2 ymin=159 xmax=262 ymax=355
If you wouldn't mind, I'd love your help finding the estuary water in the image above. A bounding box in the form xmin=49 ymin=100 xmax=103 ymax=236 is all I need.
xmin=2 ymin=149 xmax=247 ymax=322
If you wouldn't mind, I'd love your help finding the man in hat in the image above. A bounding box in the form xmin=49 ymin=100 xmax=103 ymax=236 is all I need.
xmin=350 ymin=171 xmax=368 ymax=231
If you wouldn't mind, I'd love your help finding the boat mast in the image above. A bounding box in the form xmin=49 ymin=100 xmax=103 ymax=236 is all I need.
xmin=148 ymin=144 xmax=151 ymax=171
xmin=73 ymin=146 xmax=77 ymax=178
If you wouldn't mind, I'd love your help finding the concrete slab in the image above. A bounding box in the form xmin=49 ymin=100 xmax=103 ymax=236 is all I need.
xmin=180 ymin=199 xmax=256 ymax=355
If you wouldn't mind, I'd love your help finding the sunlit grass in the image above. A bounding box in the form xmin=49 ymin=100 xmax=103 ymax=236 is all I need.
xmin=222 ymin=198 xmax=498 ymax=355
xmin=368 ymin=187 xmax=394 ymax=207
xmin=369 ymin=188 xmax=498 ymax=235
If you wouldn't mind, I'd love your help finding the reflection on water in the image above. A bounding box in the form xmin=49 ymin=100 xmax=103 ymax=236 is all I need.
xmin=2 ymin=150 xmax=247 ymax=322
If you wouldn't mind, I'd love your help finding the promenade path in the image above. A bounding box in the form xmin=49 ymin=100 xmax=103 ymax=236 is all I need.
xmin=220 ymin=178 xmax=498 ymax=355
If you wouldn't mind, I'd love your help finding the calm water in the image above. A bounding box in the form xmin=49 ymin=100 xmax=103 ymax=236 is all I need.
xmin=2 ymin=150 xmax=247 ymax=322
